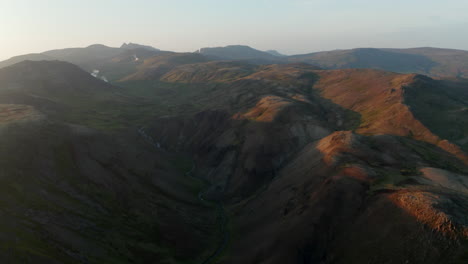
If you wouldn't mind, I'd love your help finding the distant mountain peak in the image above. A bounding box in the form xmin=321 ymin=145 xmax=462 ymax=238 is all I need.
xmin=121 ymin=42 xmax=160 ymax=51
xmin=265 ymin=50 xmax=286 ymax=57
xmin=86 ymin=44 xmax=112 ymax=49
xmin=225 ymin=44 xmax=253 ymax=48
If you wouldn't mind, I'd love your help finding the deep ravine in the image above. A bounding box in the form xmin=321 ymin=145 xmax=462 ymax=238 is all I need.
xmin=138 ymin=127 xmax=230 ymax=264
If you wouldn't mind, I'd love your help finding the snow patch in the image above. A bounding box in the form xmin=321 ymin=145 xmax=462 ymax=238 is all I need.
xmin=91 ymin=70 xmax=100 ymax=77
xmin=90 ymin=70 xmax=108 ymax=82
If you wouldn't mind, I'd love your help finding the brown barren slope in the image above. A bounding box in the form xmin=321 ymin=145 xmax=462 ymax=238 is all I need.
xmin=313 ymin=69 xmax=468 ymax=163
xmin=226 ymin=131 xmax=468 ymax=264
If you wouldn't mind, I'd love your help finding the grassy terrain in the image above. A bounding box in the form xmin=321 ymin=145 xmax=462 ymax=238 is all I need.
xmin=404 ymin=78 xmax=468 ymax=151
xmin=0 ymin=117 xmax=218 ymax=263
xmin=115 ymin=80 xmax=216 ymax=122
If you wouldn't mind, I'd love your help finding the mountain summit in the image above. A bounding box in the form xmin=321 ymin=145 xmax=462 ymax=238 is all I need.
xmin=120 ymin=42 xmax=160 ymax=51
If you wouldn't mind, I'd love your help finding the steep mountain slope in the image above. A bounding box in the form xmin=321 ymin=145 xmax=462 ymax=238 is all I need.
xmin=0 ymin=61 xmax=220 ymax=263
xmin=289 ymin=47 xmax=468 ymax=78
xmin=0 ymin=60 xmax=125 ymax=128
xmin=0 ymin=60 xmax=183 ymax=129
xmin=226 ymin=131 xmax=468 ymax=264
xmin=0 ymin=118 xmax=216 ymax=263
xmin=0 ymin=60 xmax=114 ymax=92
xmin=403 ymin=76 xmax=468 ymax=151
xmin=312 ymin=69 xmax=467 ymax=163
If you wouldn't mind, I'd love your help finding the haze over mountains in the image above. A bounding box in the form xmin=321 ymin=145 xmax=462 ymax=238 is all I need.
xmin=0 ymin=42 xmax=467 ymax=263
xmin=2 ymin=43 xmax=468 ymax=80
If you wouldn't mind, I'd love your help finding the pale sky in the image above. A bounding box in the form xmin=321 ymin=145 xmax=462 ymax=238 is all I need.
xmin=1 ymin=0 xmax=468 ymax=60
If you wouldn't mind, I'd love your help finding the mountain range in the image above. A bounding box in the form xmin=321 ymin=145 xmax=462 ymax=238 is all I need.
xmin=3 ymin=44 xmax=468 ymax=80
xmin=0 ymin=43 xmax=467 ymax=263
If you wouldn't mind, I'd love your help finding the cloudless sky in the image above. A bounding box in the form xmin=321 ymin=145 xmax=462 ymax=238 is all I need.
xmin=0 ymin=0 xmax=467 ymax=60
